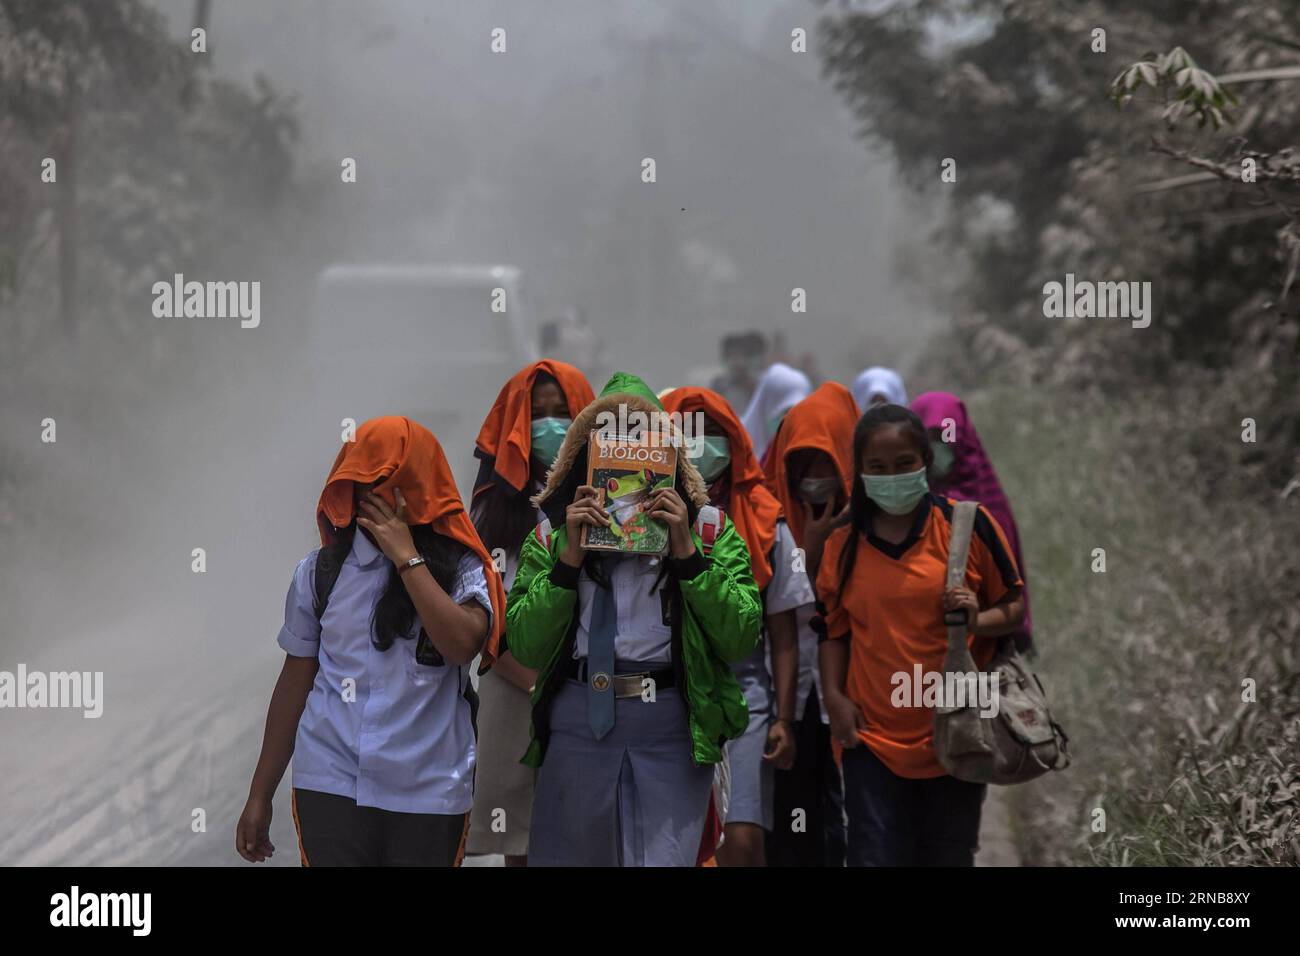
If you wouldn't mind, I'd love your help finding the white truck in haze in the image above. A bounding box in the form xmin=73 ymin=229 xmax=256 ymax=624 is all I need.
xmin=311 ymin=263 xmax=537 ymax=497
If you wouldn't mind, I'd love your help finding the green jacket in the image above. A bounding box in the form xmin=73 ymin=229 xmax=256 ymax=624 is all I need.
xmin=506 ymin=518 xmax=763 ymax=768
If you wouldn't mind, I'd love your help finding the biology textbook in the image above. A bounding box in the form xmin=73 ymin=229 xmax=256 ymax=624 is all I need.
xmin=581 ymin=430 xmax=679 ymax=555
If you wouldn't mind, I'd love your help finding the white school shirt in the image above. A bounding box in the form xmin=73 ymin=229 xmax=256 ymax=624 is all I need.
xmin=574 ymin=554 xmax=674 ymax=665
xmin=765 ymin=521 xmax=814 ymax=616
xmin=761 ymin=521 xmax=824 ymax=723
xmin=277 ymin=529 xmax=494 ymax=814
xmin=763 ymin=520 xmax=828 ymax=724
xmin=794 ymin=604 xmax=829 ymax=725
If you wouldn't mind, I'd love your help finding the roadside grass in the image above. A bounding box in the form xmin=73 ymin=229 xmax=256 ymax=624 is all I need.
xmin=966 ymin=383 xmax=1300 ymax=866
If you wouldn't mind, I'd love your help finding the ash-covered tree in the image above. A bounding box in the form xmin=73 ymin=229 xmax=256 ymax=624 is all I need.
xmin=0 ymin=0 xmax=298 ymax=367
xmin=818 ymin=0 xmax=1300 ymax=391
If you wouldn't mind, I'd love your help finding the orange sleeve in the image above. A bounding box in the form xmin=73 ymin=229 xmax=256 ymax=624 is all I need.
xmin=815 ymin=527 xmax=851 ymax=637
xmin=970 ymin=505 xmax=1023 ymax=609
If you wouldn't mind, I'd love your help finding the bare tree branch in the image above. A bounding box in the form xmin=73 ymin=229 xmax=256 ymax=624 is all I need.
xmin=1218 ymin=66 xmax=1300 ymax=84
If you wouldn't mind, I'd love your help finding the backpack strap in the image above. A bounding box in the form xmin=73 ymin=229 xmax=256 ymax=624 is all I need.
xmin=313 ymin=545 xmax=346 ymax=621
xmin=695 ymin=505 xmax=722 ymax=556
xmin=943 ymin=500 xmax=979 ymax=660
xmin=533 ymin=516 xmax=553 ymax=550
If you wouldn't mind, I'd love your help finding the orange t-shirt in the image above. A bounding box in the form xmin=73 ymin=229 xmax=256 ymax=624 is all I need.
xmin=816 ymin=495 xmax=1023 ymax=779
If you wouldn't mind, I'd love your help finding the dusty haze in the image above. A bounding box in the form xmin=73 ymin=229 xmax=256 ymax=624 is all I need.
xmin=1 ymin=0 xmax=943 ymax=865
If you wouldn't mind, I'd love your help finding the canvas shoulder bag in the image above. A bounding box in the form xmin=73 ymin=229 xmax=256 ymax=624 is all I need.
xmin=933 ymin=500 xmax=1071 ymax=785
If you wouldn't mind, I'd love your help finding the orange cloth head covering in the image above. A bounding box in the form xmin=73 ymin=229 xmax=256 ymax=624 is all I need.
xmin=663 ymin=386 xmax=781 ymax=590
xmin=763 ymin=381 xmax=859 ymax=547
xmin=316 ymin=416 xmax=506 ymax=666
xmin=472 ymin=359 xmax=596 ymax=498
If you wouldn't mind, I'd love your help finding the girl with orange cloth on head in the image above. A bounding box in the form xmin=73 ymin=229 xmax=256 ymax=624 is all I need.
xmin=661 ymin=387 xmax=809 ymax=867
xmin=761 ymin=381 xmax=860 ymax=867
xmin=236 ymin=416 xmax=504 ymax=867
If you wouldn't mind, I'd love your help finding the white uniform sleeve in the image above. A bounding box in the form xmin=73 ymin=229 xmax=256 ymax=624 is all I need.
xmin=276 ymin=552 xmax=323 ymax=658
xmin=764 ymin=520 xmax=815 ymax=616
xmin=450 ymin=550 xmax=494 ymax=637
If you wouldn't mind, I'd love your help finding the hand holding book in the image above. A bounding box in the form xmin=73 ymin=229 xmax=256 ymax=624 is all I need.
xmin=646 ymin=487 xmax=696 ymax=559
xmin=560 ymin=484 xmax=609 ymax=568
xmin=580 ymin=431 xmax=679 ymax=556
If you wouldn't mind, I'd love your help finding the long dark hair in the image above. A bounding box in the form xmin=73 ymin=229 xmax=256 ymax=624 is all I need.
xmin=321 ymin=521 xmax=465 ymax=651
xmin=471 ymin=479 xmax=536 ymax=558
xmin=836 ymin=403 xmax=932 ymax=601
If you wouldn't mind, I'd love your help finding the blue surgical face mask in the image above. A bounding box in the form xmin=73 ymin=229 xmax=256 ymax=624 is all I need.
xmin=530 ymin=417 xmax=570 ymax=468
xmin=860 ymin=467 xmax=929 ymax=515
xmin=694 ymin=436 xmax=731 ymax=483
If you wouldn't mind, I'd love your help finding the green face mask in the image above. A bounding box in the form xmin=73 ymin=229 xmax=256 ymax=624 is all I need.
xmin=861 ymin=467 xmax=929 ymax=515
xmin=694 ymin=436 xmax=731 ymax=483
xmin=530 ymin=417 xmax=570 ymax=468
xmin=930 ymin=441 xmax=955 ymax=481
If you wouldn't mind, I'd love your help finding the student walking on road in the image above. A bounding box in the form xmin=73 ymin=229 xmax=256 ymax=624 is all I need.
xmin=741 ymin=362 xmax=812 ymax=464
xmin=910 ymin=391 xmax=1033 ymax=651
xmin=237 ymin=416 xmax=504 ymax=867
xmin=506 ymin=373 xmax=763 ymax=867
xmin=662 ymin=386 xmax=809 ymax=867
xmin=817 ymin=403 xmax=1024 ymax=866
xmin=762 ymin=380 xmax=860 ymax=866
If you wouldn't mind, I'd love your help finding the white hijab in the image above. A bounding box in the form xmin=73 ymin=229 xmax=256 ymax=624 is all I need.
xmin=740 ymin=362 xmax=812 ymax=460
xmin=851 ymin=366 xmax=908 ymax=410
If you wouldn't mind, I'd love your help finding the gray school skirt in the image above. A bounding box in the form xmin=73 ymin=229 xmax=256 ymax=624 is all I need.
xmin=725 ymin=643 xmax=774 ymax=831
xmin=528 ymin=673 xmax=713 ymax=867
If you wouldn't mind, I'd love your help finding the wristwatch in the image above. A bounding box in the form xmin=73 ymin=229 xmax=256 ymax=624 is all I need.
xmin=397 ymin=555 xmax=427 ymax=575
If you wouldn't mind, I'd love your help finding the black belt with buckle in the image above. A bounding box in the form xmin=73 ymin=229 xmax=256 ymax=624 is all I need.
xmin=563 ymin=656 xmax=676 ymax=698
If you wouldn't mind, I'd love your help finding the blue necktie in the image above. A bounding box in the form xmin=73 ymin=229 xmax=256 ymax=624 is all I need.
xmin=587 ymin=583 xmax=617 ymax=740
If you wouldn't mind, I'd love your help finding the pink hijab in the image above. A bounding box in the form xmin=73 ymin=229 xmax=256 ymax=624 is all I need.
xmin=911 ymin=391 xmax=1032 ymax=646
